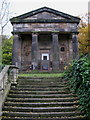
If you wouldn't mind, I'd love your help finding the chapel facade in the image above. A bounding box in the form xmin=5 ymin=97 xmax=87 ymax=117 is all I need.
xmin=10 ymin=7 xmax=80 ymax=71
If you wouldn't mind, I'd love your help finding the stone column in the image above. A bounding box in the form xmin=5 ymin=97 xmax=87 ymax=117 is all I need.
xmin=12 ymin=34 xmax=22 ymax=68
xmin=52 ymin=33 xmax=60 ymax=71
xmin=31 ymin=33 xmax=39 ymax=70
xmin=72 ymin=33 xmax=79 ymax=59
xmin=68 ymin=35 xmax=73 ymax=60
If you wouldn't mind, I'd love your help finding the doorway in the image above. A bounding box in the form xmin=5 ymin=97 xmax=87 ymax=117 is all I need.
xmin=41 ymin=53 xmax=50 ymax=71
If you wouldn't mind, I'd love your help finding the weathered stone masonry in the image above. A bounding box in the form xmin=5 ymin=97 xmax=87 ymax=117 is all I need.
xmin=10 ymin=7 xmax=80 ymax=71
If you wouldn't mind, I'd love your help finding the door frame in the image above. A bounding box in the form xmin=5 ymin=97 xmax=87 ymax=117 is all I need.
xmin=41 ymin=53 xmax=50 ymax=71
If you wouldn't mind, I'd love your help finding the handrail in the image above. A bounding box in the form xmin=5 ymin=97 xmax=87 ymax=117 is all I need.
xmin=0 ymin=65 xmax=19 ymax=119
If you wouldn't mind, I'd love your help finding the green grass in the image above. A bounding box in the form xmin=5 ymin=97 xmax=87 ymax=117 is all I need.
xmin=19 ymin=73 xmax=65 ymax=78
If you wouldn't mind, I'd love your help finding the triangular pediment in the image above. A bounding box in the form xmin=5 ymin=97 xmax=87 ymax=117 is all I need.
xmin=10 ymin=7 xmax=80 ymax=23
xmin=23 ymin=11 xmax=66 ymax=20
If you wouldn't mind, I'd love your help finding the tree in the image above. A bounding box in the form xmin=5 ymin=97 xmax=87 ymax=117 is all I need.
xmin=0 ymin=0 xmax=10 ymax=35
xmin=88 ymin=2 xmax=90 ymax=52
xmin=2 ymin=36 xmax=13 ymax=65
xmin=88 ymin=23 xmax=90 ymax=52
xmin=78 ymin=26 xmax=89 ymax=53
xmin=78 ymin=14 xmax=90 ymax=54
xmin=0 ymin=0 xmax=10 ymax=65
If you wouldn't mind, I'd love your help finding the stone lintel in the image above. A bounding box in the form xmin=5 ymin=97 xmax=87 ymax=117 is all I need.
xmin=12 ymin=30 xmax=79 ymax=35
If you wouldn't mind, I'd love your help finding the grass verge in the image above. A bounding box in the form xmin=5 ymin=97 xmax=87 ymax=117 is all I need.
xmin=18 ymin=72 xmax=65 ymax=78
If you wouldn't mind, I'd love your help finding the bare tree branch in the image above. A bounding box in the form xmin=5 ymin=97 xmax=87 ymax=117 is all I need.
xmin=0 ymin=0 xmax=10 ymax=35
xmin=0 ymin=0 xmax=10 ymax=65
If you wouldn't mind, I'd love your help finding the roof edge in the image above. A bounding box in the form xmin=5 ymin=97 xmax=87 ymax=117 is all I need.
xmin=10 ymin=7 xmax=80 ymax=23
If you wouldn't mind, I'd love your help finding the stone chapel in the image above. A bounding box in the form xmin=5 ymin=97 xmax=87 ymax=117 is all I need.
xmin=10 ymin=7 xmax=80 ymax=71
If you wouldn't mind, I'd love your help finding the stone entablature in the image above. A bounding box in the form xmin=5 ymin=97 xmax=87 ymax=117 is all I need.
xmin=10 ymin=7 xmax=80 ymax=71
xmin=13 ymin=23 xmax=78 ymax=33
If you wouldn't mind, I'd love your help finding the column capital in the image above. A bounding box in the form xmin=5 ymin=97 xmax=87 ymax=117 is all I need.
xmin=51 ymin=32 xmax=59 ymax=36
xmin=32 ymin=32 xmax=38 ymax=36
xmin=13 ymin=32 xmax=19 ymax=35
xmin=72 ymin=32 xmax=78 ymax=36
xmin=72 ymin=33 xmax=78 ymax=42
xmin=13 ymin=34 xmax=21 ymax=40
xmin=13 ymin=34 xmax=22 ymax=41
xmin=13 ymin=33 xmax=19 ymax=36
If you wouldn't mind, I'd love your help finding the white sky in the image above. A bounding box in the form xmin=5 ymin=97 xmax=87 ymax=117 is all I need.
xmin=6 ymin=0 xmax=89 ymax=36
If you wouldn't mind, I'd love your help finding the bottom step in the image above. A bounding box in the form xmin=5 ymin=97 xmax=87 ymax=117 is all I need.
xmin=1 ymin=116 xmax=87 ymax=120
xmin=3 ymin=111 xmax=83 ymax=117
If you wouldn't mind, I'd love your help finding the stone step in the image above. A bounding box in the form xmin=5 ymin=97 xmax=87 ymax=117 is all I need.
xmin=17 ymin=82 xmax=67 ymax=85
xmin=17 ymin=78 xmax=66 ymax=83
xmin=3 ymin=106 xmax=78 ymax=112
xmin=3 ymin=111 xmax=83 ymax=117
xmin=10 ymin=87 xmax=69 ymax=91
xmin=17 ymin=79 xmax=62 ymax=82
xmin=2 ymin=76 xmax=86 ymax=120
xmin=14 ymin=82 xmax=65 ymax=85
xmin=16 ymin=85 xmax=69 ymax=89
xmin=2 ymin=116 xmax=86 ymax=120
xmin=18 ymin=77 xmax=63 ymax=80
xmin=16 ymin=84 xmax=67 ymax=87
xmin=6 ymin=97 xmax=78 ymax=102
xmin=4 ymin=101 xmax=79 ymax=107
xmin=8 ymin=94 xmax=76 ymax=98
xmin=17 ymin=81 xmax=65 ymax=84
xmin=9 ymin=90 xmax=70 ymax=94
xmin=17 ymin=80 xmax=67 ymax=84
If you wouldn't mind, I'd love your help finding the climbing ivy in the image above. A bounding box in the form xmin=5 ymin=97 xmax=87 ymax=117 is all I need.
xmin=64 ymin=53 xmax=90 ymax=117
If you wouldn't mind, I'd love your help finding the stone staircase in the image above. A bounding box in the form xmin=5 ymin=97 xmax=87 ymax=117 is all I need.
xmin=2 ymin=77 xmax=86 ymax=120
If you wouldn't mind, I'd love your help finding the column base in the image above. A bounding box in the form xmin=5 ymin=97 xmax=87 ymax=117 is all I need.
xmin=32 ymin=62 xmax=38 ymax=70
xmin=52 ymin=61 xmax=60 ymax=71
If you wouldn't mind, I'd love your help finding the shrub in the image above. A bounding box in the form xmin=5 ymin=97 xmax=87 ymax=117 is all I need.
xmin=64 ymin=54 xmax=90 ymax=117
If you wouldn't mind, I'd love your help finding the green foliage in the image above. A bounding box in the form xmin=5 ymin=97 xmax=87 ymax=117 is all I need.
xmin=78 ymin=26 xmax=89 ymax=53
xmin=2 ymin=36 xmax=13 ymax=65
xmin=64 ymin=54 xmax=90 ymax=117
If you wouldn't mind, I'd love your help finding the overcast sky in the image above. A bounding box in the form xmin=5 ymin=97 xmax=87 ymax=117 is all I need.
xmin=6 ymin=0 xmax=89 ymax=36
